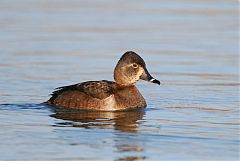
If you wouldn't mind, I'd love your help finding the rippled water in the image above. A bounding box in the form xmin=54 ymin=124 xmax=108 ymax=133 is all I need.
xmin=0 ymin=0 xmax=239 ymax=161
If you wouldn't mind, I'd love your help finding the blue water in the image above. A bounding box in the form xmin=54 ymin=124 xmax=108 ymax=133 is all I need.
xmin=0 ymin=0 xmax=239 ymax=160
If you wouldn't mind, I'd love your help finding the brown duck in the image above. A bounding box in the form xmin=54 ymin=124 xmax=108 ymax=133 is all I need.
xmin=47 ymin=51 xmax=160 ymax=111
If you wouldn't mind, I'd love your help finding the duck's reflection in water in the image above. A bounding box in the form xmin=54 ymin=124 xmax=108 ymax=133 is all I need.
xmin=50 ymin=109 xmax=146 ymax=161
xmin=51 ymin=109 xmax=145 ymax=133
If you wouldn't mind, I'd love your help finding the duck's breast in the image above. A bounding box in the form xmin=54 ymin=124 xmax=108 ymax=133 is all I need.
xmin=114 ymin=85 xmax=147 ymax=110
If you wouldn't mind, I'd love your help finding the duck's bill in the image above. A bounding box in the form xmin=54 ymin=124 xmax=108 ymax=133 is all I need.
xmin=149 ymin=78 xmax=161 ymax=85
xmin=140 ymin=67 xmax=160 ymax=85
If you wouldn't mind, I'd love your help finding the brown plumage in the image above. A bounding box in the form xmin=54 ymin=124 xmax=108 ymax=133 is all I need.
xmin=47 ymin=51 xmax=160 ymax=111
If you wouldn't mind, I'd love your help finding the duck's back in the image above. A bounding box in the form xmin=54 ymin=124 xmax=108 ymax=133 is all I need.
xmin=48 ymin=80 xmax=146 ymax=111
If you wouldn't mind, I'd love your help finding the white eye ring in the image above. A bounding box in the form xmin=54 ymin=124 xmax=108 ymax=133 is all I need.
xmin=132 ymin=64 xmax=138 ymax=68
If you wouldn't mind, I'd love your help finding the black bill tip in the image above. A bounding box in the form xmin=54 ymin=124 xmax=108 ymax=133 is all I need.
xmin=150 ymin=78 xmax=160 ymax=85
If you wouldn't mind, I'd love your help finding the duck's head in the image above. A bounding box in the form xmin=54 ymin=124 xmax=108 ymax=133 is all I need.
xmin=114 ymin=51 xmax=160 ymax=86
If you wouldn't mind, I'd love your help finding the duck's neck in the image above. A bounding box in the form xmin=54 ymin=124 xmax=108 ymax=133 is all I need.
xmin=114 ymin=74 xmax=136 ymax=87
xmin=114 ymin=67 xmax=137 ymax=86
xmin=115 ymin=82 xmax=135 ymax=88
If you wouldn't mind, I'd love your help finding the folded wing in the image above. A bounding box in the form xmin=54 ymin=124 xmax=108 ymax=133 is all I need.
xmin=47 ymin=80 xmax=116 ymax=109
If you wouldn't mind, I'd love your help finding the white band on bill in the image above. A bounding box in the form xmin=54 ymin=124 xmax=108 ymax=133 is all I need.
xmin=150 ymin=78 xmax=155 ymax=82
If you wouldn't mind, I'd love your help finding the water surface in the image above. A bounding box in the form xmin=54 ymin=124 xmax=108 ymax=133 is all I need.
xmin=0 ymin=0 xmax=239 ymax=161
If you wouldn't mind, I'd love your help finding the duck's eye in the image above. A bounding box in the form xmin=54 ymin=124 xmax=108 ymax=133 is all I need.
xmin=132 ymin=63 xmax=138 ymax=68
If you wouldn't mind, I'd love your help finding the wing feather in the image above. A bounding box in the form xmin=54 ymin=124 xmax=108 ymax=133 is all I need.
xmin=48 ymin=80 xmax=115 ymax=104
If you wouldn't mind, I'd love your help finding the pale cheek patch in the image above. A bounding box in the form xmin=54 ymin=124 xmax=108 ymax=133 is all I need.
xmin=137 ymin=68 xmax=144 ymax=79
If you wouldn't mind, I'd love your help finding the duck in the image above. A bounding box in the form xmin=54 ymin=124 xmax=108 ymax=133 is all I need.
xmin=47 ymin=51 xmax=160 ymax=111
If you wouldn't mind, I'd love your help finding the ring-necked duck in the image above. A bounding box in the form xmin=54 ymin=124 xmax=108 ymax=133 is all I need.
xmin=47 ymin=51 xmax=160 ymax=111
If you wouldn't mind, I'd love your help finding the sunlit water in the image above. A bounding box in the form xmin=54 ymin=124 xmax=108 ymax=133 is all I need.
xmin=0 ymin=0 xmax=239 ymax=161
